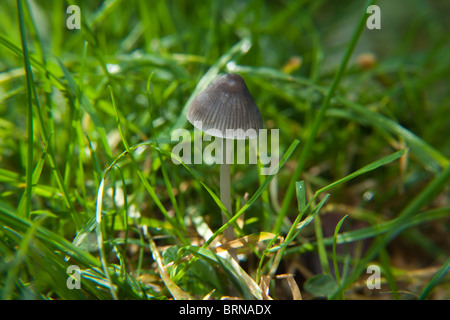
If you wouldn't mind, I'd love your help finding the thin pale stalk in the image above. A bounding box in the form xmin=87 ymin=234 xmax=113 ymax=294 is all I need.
xmin=220 ymin=138 xmax=238 ymax=263
xmin=220 ymin=162 xmax=233 ymax=241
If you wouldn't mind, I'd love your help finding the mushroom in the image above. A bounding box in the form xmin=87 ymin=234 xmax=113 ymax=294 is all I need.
xmin=187 ymin=73 xmax=263 ymax=253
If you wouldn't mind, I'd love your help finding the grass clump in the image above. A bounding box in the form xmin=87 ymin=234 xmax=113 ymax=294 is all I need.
xmin=0 ymin=0 xmax=449 ymax=300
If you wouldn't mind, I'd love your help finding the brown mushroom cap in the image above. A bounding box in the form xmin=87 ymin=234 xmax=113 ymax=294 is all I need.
xmin=187 ymin=73 xmax=263 ymax=140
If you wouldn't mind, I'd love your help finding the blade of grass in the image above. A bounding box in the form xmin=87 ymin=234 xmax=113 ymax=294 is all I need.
xmin=15 ymin=133 xmax=52 ymax=218
xmin=332 ymin=214 xmax=349 ymax=300
xmin=0 ymin=34 xmax=65 ymax=91
xmin=338 ymin=163 xmax=450 ymax=297
xmin=255 ymin=233 xmax=283 ymax=284
xmin=156 ymin=146 xmax=234 ymax=222
xmin=157 ymin=145 xmax=260 ymax=260
xmin=70 ymin=41 xmax=89 ymax=208
xmin=181 ymin=245 xmax=263 ymax=300
xmin=314 ymin=213 xmax=330 ymax=275
xmin=16 ymin=0 xmax=34 ymax=219
xmin=379 ymin=248 xmax=399 ymax=300
xmin=172 ymin=139 xmax=300 ymax=283
xmin=94 ymin=177 xmax=118 ymax=300
xmin=155 ymin=138 xmax=299 ymax=243
xmin=204 ymin=139 xmax=300 ymax=249
xmin=268 ymin=148 xmax=406 ymax=279
xmin=12 ymin=1 xmax=83 ymax=228
xmin=114 ymin=165 xmax=130 ymax=275
xmin=317 ymin=149 xmax=407 ymax=195
xmin=334 ymin=98 xmax=449 ymax=172
xmin=273 ymin=149 xmax=406 ymax=254
xmin=234 ymin=67 xmax=448 ymax=174
xmin=0 ymin=206 xmax=100 ymax=268
xmin=274 ymin=0 xmax=377 ymax=234
xmin=146 ymin=72 xmax=185 ymax=231
xmin=418 ymin=258 xmax=450 ymax=300
xmin=296 ymin=181 xmax=306 ymax=213
xmin=58 ymin=60 xmax=113 ymax=160
xmin=1 ymin=219 xmax=38 ymax=299
xmin=146 ymin=228 xmax=193 ymax=300
xmin=287 ymin=206 xmax=450 ymax=254
xmin=109 ymin=86 xmax=188 ymax=244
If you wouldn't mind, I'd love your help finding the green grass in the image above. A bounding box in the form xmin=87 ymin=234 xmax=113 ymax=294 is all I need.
xmin=0 ymin=0 xmax=449 ymax=300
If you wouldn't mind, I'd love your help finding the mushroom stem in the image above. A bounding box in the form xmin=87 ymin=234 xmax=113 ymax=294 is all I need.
xmin=220 ymin=139 xmax=238 ymax=261
xmin=220 ymin=138 xmax=233 ymax=239
xmin=220 ymin=161 xmax=233 ymax=239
